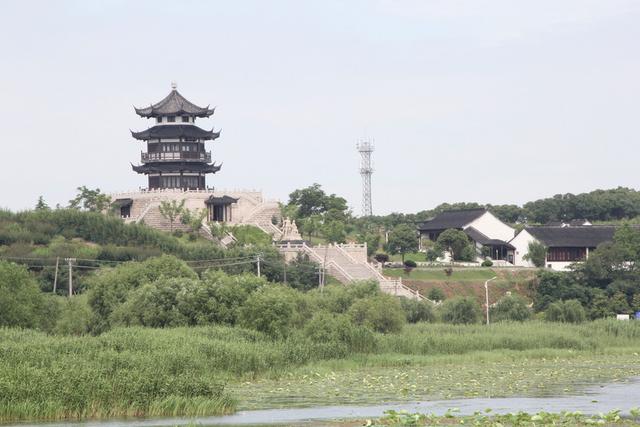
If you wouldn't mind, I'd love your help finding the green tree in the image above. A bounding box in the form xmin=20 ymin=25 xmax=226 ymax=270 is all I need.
xmin=158 ymin=199 xmax=186 ymax=232
xmin=35 ymin=196 xmax=50 ymax=211
xmin=589 ymin=291 xmax=613 ymax=319
xmin=301 ymin=214 xmax=322 ymax=239
xmin=545 ymin=299 xmax=586 ymax=323
xmin=287 ymin=183 xmax=328 ymax=218
xmin=54 ymin=295 xmax=93 ymax=335
xmin=285 ymin=253 xmax=320 ymax=292
xmin=427 ymin=287 xmax=446 ymax=302
xmin=357 ymin=232 xmax=381 ymax=257
xmin=440 ymin=296 xmax=481 ymax=324
xmin=533 ymin=270 xmax=590 ymax=311
xmin=286 ymin=184 xmax=350 ymax=224
xmin=490 ymin=294 xmax=532 ymax=322
xmin=386 ymin=224 xmax=418 ymax=263
xmin=180 ymin=208 xmax=208 ymax=236
xmin=608 ymin=291 xmax=631 ymax=314
xmin=348 ymin=294 xmax=406 ymax=333
xmin=239 ymin=285 xmax=304 ymax=338
xmin=399 ymin=297 xmax=435 ymax=323
xmin=86 ymin=255 xmax=197 ymax=332
xmin=0 ymin=261 xmax=48 ymax=329
xmin=435 ymin=228 xmax=471 ymax=261
xmin=523 ymin=241 xmax=547 ymax=268
xmin=68 ymin=186 xmax=112 ymax=212
xmin=323 ymin=220 xmax=347 ymax=243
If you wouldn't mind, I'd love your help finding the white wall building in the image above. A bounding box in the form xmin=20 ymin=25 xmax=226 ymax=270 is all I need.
xmin=417 ymin=208 xmax=516 ymax=263
xmin=509 ymin=225 xmax=616 ymax=271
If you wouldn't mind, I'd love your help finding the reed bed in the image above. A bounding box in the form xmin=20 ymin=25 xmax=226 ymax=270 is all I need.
xmin=1 ymin=319 xmax=639 ymax=422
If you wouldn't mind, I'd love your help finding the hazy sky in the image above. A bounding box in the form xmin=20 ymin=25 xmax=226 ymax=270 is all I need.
xmin=1 ymin=1 xmax=639 ymax=215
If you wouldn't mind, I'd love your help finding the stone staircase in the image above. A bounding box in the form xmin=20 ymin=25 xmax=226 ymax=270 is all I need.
xmin=277 ymin=242 xmax=427 ymax=301
xmin=132 ymin=201 xmax=191 ymax=233
xmin=241 ymin=201 xmax=283 ymax=240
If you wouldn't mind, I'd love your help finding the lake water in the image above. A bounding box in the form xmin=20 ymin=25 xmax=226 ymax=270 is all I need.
xmin=7 ymin=377 xmax=640 ymax=427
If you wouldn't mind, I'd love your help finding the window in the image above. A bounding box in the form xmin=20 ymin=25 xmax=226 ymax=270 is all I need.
xmin=156 ymin=117 xmax=162 ymax=123
xmin=181 ymin=116 xmax=189 ymax=123
xmin=168 ymin=116 xmax=176 ymax=123
xmin=547 ymin=247 xmax=586 ymax=262
xmin=160 ymin=176 xmax=199 ymax=189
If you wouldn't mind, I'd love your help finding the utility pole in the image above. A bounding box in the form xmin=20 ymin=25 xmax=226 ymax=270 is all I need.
xmin=53 ymin=257 xmax=59 ymax=293
xmin=283 ymin=260 xmax=287 ymax=285
xmin=316 ymin=266 xmax=325 ymax=292
xmin=484 ymin=276 xmax=497 ymax=325
xmin=256 ymin=254 xmax=261 ymax=278
xmin=65 ymin=258 xmax=76 ymax=297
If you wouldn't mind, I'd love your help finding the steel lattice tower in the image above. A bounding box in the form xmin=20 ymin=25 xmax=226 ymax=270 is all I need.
xmin=356 ymin=140 xmax=374 ymax=216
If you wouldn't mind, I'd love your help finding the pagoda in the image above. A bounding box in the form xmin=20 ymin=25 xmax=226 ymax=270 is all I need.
xmin=131 ymin=83 xmax=221 ymax=190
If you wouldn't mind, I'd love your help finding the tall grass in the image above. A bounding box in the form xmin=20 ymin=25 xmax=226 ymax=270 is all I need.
xmin=1 ymin=319 xmax=639 ymax=422
xmin=378 ymin=320 xmax=640 ymax=355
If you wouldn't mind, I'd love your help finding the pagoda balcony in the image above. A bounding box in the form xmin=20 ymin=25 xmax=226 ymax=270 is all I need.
xmin=141 ymin=151 xmax=211 ymax=163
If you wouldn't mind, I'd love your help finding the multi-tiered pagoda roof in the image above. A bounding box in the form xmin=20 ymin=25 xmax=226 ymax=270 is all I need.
xmin=130 ymin=125 xmax=220 ymax=141
xmin=134 ymin=88 xmax=216 ymax=118
xmin=130 ymin=83 xmax=222 ymax=190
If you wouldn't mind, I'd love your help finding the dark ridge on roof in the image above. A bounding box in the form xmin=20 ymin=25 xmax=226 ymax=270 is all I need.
xmin=464 ymin=227 xmax=515 ymax=249
xmin=206 ymin=195 xmax=239 ymax=205
xmin=464 ymin=226 xmax=492 ymax=245
xmin=131 ymin=125 xmax=220 ymax=141
xmin=526 ymin=226 xmax=616 ymax=248
xmin=134 ymin=88 xmax=215 ymax=118
xmin=418 ymin=208 xmax=487 ymax=231
xmin=131 ymin=162 xmax=221 ymax=175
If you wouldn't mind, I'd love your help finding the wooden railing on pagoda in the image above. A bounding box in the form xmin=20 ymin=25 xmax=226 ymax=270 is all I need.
xmin=141 ymin=151 xmax=212 ymax=163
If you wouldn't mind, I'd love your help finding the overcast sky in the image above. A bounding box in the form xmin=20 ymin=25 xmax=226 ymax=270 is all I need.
xmin=1 ymin=1 xmax=638 ymax=215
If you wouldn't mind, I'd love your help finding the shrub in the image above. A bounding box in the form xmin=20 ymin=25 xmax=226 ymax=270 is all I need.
xmin=54 ymin=295 xmax=93 ymax=335
xmin=440 ymin=296 xmax=482 ymax=324
xmin=403 ymin=259 xmax=417 ymax=268
xmin=374 ymin=253 xmax=389 ymax=264
xmin=348 ymin=294 xmax=405 ymax=333
xmin=310 ymin=281 xmax=379 ymax=314
xmin=459 ymin=244 xmax=477 ymax=262
xmin=303 ymin=311 xmax=377 ymax=356
xmin=490 ymin=294 xmax=532 ymax=322
xmin=481 ymin=259 xmax=493 ymax=267
xmin=400 ymin=297 xmax=435 ymax=323
xmin=524 ymin=241 xmax=547 ymax=268
xmin=86 ymin=255 xmax=197 ymax=333
xmin=239 ymin=285 xmax=305 ymax=338
xmin=545 ymin=299 xmax=587 ymax=323
xmin=0 ymin=261 xmax=49 ymax=329
xmin=427 ymin=287 xmax=446 ymax=302
xmin=110 ymin=278 xmax=196 ymax=327
xmin=425 ymin=247 xmax=443 ymax=262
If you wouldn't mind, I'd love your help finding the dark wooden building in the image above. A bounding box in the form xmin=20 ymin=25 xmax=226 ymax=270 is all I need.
xmin=131 ymin=83 xmax=221 ymax=190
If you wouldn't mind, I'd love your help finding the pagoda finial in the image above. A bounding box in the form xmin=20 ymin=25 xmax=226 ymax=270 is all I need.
xmin=171 ymin=81 xmax=177 ymax=90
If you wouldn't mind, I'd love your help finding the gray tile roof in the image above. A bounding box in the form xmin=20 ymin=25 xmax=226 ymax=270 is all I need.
xmin=526 ymin=226 xmax=616 ymax=248
xmin=465 ymin=226 xmax=515 ymax=249
xmin=131 ymin=162 xmax=221 ymax=174
xmin=418 ymin=208 xmax=487 ymax=232
xmin=135 ymin=89 xmax=215 ymax=118
xmin=206 ymin=195 xmax=239 ymax=205
xmin=131 ymin=125 xmax=220 ymax=141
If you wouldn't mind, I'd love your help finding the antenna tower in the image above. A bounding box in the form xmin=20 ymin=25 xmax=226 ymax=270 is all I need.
xmin=356 ymin=140 xmax=374 ymax=216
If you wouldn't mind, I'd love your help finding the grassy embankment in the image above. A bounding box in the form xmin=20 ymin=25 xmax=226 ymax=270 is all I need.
xmin=383 ymin=267 xmax=537 ymax=303
xmin=2 ymin=320 xmax=640 ymax=421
